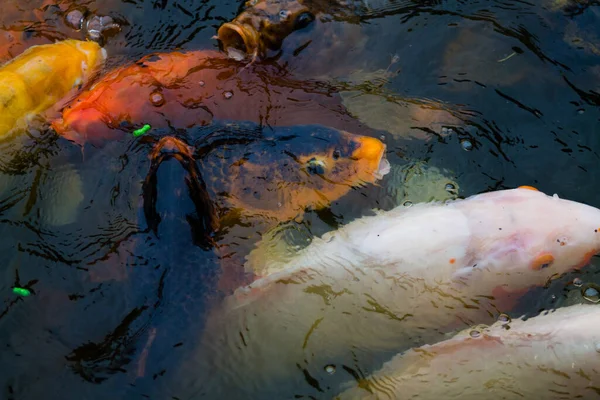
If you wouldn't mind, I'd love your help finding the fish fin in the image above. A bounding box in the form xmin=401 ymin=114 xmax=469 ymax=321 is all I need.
xmin=340 ymin=91 xmax=463 ymax=141
xmin=244 ymin=221 xmax=308 ymax=277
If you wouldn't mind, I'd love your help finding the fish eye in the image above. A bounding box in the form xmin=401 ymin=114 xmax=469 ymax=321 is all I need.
xmin=279 ymin=10 xmax=291 ymax=20
xmin=294 ymin=12 xmax=314 ymax=30
xmin=332 ymin=149 xmax=341 ymax=160
xmin=306 ymin=157 xmax=326 ymax=175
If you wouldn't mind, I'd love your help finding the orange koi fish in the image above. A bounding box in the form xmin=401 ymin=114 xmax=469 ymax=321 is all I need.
xmin=51 ymin=49 xmax=372 ymax=146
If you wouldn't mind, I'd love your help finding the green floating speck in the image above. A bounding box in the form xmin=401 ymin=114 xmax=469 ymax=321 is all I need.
xmin=12 ymin=287 xmax=31 ymax=297
xmin=133 ymin=124 xmax=151 ymax=137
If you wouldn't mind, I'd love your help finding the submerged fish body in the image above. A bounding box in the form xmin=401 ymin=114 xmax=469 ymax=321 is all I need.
xmin=337 ymin=303 xmax=600 ymax=400
xmin=186 ymin=187 xmax=600 ymax=398
xmin=51 ymin=49 xmax=370 ymax=147
xmin=0 ymin=39 xmax=106 ymax=139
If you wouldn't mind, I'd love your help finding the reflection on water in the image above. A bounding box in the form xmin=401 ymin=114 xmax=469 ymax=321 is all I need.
xmin=0 ymin=0 xmax=599 ymax=399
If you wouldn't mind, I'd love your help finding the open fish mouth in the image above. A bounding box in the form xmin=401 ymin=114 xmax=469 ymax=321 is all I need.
xmin=352 ymin=136 xmax=391 ymax=181
xmin=374 ymin=152 xmax=391 ymax=180
xmin=217 ymin=22 xmax=261 ymax=59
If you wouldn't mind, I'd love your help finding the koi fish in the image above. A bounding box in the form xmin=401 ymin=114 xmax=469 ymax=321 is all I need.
xmin=337 ymin=303 xmax=600 ymax=399
xmin=217 ymin=0 xmax=319 ymax=59
xmin=196 ymin=123 xmax=389 ymax=222
xmin=51 ymin=49 xmax=372 ymax=147
xmin=0 ymin=39 xmax=106 ymax=138
xmin=184 ymin=186 xmax=600 ymax=399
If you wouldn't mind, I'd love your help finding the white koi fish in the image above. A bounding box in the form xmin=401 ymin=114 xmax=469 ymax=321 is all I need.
xmin=184 ymin=187 xmax=600 ymax=399
xmin=337 ymin=303 xmax=600 ymax=400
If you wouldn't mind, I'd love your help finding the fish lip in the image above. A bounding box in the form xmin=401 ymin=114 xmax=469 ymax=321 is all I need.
xmin=217 ymin=22 xmax=260 ymax=58
xmin=374 ymin=149 xmax=391 ymax=180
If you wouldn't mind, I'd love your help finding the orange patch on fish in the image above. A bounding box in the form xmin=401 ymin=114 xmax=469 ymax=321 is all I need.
xmin=449 ymin=258 xmax=456 ymax=264
xmin=573 ymin=249 xmax=599 ymax=270
xmin=530 ymin=253 xmax=555 ymax=271
xmin=517 ymin=185 xmax=538 ymax=191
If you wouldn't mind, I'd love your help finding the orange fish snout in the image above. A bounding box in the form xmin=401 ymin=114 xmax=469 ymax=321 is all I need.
xmin=52 ymin=108 xmax=120 ymax=147
xmin=352 ymin=136 xmax=390 ymax=180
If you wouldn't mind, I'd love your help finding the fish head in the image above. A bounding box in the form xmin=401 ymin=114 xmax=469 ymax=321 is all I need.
xmin=64 ymin=39 xmax=107 ymax=78
xmin=454 ymin=187 xmax=600 ymax=295
xmin=221 ymin=125 xmax=389 ymax=219
xmin=51 ymin=107 xmax=121 ymax=147
xmin=277 ymin=124 xmax=389 ymax=187
xmin=149 ymin=136 xmax=194 ymax=161
xmin=217 ymin=0 xmax=315 ymax=58
xmin=273 ymin=124 xmax=389 ymax=199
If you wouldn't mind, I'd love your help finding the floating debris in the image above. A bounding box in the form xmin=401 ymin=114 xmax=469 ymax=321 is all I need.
xmin=133 ymin=124 xmax=152 ymax=137
xmin=12 ymin=287 xmax=31 ymax=297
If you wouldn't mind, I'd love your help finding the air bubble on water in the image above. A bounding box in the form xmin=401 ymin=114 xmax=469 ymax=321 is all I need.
xmin=149 ymin=91 xmax=165 ymax=107
xmin=497 ymin=313 xmax=511 ymax=324
xmin=582 ymin=284 xmax=600 ymax=303
xmin=199 ymin=80 xmax=205 ymax=87
xmin=460 ymin=139 xmax=473 ymax=151
xmin=445 ymin=183 xmax=457 ymax=195
xmin=65 ymin=9 xmax=85 ymax=30
xmin=577 ymin=109 xmax=585 ymax=114
xmin=403 ymin=200 xmax=413 ymax=207
xmin=324 ymin=365 xmax=336 ymax=374
xmin=223 ymin=91 xmax=233 ymax=99
xmin=573 ymin=277 xmax=583 ymax=287
xmin=469 ymin=329 xmax=481 ymax=338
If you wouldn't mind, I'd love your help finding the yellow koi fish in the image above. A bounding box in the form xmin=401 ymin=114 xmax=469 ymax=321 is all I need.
xmin=0 ymin=39 xmax=106 ymax=138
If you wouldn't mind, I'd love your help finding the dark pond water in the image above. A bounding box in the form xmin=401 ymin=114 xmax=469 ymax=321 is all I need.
xmin=0 ymin=0 xmax=599 ymax=399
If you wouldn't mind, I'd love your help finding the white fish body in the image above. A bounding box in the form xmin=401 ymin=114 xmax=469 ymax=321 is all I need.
xmin=337 ymin=303 xmax=600 ymax=400
xmin=187 ymin=188 xmax=600 ymax=398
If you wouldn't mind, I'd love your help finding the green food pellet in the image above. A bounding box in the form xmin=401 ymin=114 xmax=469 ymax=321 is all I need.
xmin=133 ymin=124 xmax=151 ymax=137
xmin=12 ymin=287 xmax=31 ymax=297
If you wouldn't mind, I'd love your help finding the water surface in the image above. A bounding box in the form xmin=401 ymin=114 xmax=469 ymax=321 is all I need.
xmin=0 ymin=0 xmax=599 ymax=399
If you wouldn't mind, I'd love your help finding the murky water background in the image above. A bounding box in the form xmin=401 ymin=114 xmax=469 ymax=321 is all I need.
xmin=0 ymin=0 xmax=599 ymax=399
